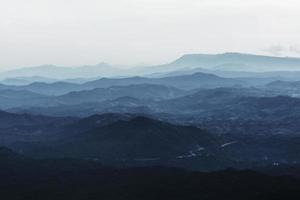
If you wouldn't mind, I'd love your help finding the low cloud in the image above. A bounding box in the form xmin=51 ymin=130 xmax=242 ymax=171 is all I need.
xmin=263 ymin=45 xmax=286 ymax=56
xmin=289 ymin=45 xmax=300 ymax=54
xmin=263 ymin=45 xmax=300 ymax=56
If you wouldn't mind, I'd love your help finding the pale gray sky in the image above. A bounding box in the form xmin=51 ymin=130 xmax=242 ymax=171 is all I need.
xmin=0 ymin=0 xmax=300 ymax=70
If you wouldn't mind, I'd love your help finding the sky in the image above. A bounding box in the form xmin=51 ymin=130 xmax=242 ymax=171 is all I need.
xmin=0 ymin=0 xmax=300 ymax=70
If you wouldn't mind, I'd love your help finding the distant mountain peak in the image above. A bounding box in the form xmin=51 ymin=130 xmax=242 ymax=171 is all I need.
xmin=167 ymin=52 xmax=300 ymax=71
xmin=95 ymin=62 xmax=111 ymax=67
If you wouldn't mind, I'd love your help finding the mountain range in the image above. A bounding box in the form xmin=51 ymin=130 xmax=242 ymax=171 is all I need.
xmin=0 ymin=72 xmax=245 ymax=96
xmin=1 ymin=52 xmax=300 ymax=198
xmin=1 ymin=146 xmax=299 ymax=200
xmin=166 ymin=52 xmax=300 ymax=71
xmin=0 ymin=110 xmax=299 ymax=170
xmin=0 ymin=63 xmax=120 ymax=80
xmin=2 ymin=53 xmax=300 ymax=81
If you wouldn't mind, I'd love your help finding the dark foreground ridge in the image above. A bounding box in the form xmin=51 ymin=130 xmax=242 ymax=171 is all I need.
xmin=0 ymin=147 xmax=300 ymax=200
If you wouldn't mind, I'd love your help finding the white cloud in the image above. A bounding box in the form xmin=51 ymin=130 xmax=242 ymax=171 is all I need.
xmin=290 ymin=45 xmax=300 ymax=54
xmin=264 ymin=45 xmax=286 ymax=56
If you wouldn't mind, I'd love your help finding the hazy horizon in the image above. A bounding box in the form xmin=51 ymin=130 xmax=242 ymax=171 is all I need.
xmin=0 ymin=51 xmax=247 ymax=72
xmin=1 ymin=0 xmax=300 ymax=70
xmin=2 ymin=51 xmax=300 ymax=73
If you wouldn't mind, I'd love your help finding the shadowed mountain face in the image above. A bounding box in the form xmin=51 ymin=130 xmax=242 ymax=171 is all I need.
xmin=53 ymin=116 xmax=218 ymax=160
xmin=0 ymin=110 xmax=76 ymax=147
xmin=0 ymin=111 xmax=298 ymax=170
xmin=9 ymin=115 xmax=221 ymax=165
